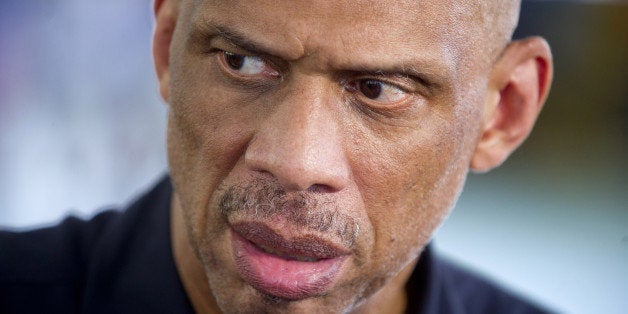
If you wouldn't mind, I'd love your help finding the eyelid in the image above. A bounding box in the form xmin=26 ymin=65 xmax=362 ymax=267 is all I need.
xmin=342 ymin=81 xmax=410 ymax=112
xmin=209 ymin=35 xmax=287 ymax=74
xmin=217 ymin=50 xmax=281 ymax=79
xmin=348 ymin=76 xmax=416 ymax=98
xmin=345 ymin=69 xmax=437 ymax=98
xmin=354 ymin=71 xmax=421 ymax=92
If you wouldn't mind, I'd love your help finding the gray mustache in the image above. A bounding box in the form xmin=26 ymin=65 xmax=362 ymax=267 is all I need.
xmin=219 ymin=181 xmax=359 ymax=247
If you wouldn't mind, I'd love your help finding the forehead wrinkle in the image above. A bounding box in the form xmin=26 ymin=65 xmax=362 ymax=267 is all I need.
xmin=211 ymin=25 xmax=306 ymax=62
xmin=189 ymin=2 xmax=307 ymax=61
xmin=186 ymin=0 xmax=513 ymax=88
xmin=441 ymin=1 xmax=521 ymax=68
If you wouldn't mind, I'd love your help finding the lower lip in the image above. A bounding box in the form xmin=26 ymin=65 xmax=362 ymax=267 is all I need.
xmin=231 ymin=230 xmax=346 ymax=300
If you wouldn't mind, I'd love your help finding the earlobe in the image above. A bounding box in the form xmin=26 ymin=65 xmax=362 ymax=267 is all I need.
xmin=153 ymin=0 xmax=178 ymax=102
xmin=471 ymin=37 xmax=553 ymax=173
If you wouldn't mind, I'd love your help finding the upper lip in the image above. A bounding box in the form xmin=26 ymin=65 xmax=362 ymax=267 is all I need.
xmin=231 ymin=221 xmax=351 ymax=259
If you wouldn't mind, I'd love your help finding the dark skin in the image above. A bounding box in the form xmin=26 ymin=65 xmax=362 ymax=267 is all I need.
xmin=153 ymin=0 xmax=553 ymax=312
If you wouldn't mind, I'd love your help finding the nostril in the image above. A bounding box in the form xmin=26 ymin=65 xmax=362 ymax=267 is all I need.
xmin=307 ymin=184 xmax=335 ymax=194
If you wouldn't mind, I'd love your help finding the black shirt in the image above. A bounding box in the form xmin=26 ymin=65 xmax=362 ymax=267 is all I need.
xmin=0 ymin=176 xmax=549 ymax=313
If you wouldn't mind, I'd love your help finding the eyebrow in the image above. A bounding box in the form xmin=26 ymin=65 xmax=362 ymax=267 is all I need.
xmin=343 ymin=65 xmax=445 ymax=92
xmin=193 ymin=23 xmax=450 ymax=91
xmin=214 ymin=26 xmax=267 ymax=55
xmin=205 ymin=25 xmax=302 ymax=62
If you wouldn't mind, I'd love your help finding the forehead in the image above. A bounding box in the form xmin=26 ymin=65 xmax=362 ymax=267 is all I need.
xmin=185 ymin=0 xmax=489 ymax=76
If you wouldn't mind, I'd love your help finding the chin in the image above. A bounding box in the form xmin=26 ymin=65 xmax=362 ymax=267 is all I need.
xmin=214 ymin=287 xmax=362 ymax=314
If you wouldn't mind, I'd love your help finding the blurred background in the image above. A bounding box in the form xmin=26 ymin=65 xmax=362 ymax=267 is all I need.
xmin=0 ymin=0 xmax=626 ymax=313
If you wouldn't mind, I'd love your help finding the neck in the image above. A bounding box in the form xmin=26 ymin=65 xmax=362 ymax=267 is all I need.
xmin=352 ymin=258 xmax=415 ymax=314
xmin=171 ymin=194 xmax=222 ymax=313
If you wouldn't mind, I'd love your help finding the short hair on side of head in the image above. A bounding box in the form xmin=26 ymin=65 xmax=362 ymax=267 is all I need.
xmin=482 ymin=1 xmax=522 ymax=62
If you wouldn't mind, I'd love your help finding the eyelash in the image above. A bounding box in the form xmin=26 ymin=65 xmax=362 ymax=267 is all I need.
xmin=215 ymin=49 xmax=416 ymax=108
xmin=215 ymin=50 xmax=281 ymax=89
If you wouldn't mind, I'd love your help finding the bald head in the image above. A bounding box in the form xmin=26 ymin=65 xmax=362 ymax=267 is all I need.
xmin=153 ymin=0 xmax=552 ymax=312
xmin=482 ymin=1 xmax=522 ymax=59
xmin=175 ymin=0 xmax=522 ymax=48
xmin=424 ymin=0 xmax=522 ymax=72
xmin=167 ymin=0 xmax=523 ymax=77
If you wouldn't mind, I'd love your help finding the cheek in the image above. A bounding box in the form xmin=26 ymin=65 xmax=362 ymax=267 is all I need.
xmin=351 ymin=110 xmax=472 ymax=264
xmin=167 ymin=57 xmax=257 ymax=240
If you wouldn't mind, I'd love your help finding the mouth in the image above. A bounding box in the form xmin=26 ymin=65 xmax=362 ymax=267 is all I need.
xmin=230 ymin=222 xmax=349 ymax=300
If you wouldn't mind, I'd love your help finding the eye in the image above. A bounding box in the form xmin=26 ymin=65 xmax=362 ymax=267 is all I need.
xmin=220 ymin=51 xmax=279 ymax=77
xmin=346 ymin=79 xmax=408 ymax=105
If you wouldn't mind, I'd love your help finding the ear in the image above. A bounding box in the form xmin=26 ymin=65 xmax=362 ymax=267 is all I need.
xmin=153 ymin=0 xmax=179 ymax=102
xmin=471 ymin=37 xmax=553 ymax=172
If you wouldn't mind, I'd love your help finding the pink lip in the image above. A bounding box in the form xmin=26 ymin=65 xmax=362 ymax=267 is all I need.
xmin=230 ymin=222 xmax=348 ymax=300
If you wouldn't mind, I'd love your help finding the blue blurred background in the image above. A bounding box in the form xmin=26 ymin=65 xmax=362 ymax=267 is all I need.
xmin=1 ymin=1 xmax=626 ymax=313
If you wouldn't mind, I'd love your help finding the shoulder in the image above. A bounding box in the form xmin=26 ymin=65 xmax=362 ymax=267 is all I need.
xmin=406 ymin=246 xmax=553 ymax=314
xmin=0 ymin=209 xmax=120 ymax=313
xmin=0 ymin=176 xmax=189 ymax=313
xmin=78 ymin=177 xmax=192 ymax=313
xmin=0 ymin=209 xmax=117 ymax=279
xmin=438 ymin=257 xmax=550 ymax=314
xmin=0 ymin=176 xmax=172 ymax=286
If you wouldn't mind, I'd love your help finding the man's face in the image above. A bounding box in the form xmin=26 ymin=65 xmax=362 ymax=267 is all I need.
xmin=166 ymin=0 xmax=494 ymax=312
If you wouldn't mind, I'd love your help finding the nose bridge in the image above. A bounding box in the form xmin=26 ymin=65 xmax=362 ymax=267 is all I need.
xmin=245 ymin=76 xmax=349 ymax=192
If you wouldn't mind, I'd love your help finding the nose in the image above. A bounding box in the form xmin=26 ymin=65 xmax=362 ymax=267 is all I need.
xmin=244 ymin=81 xmax=350 ymax=192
